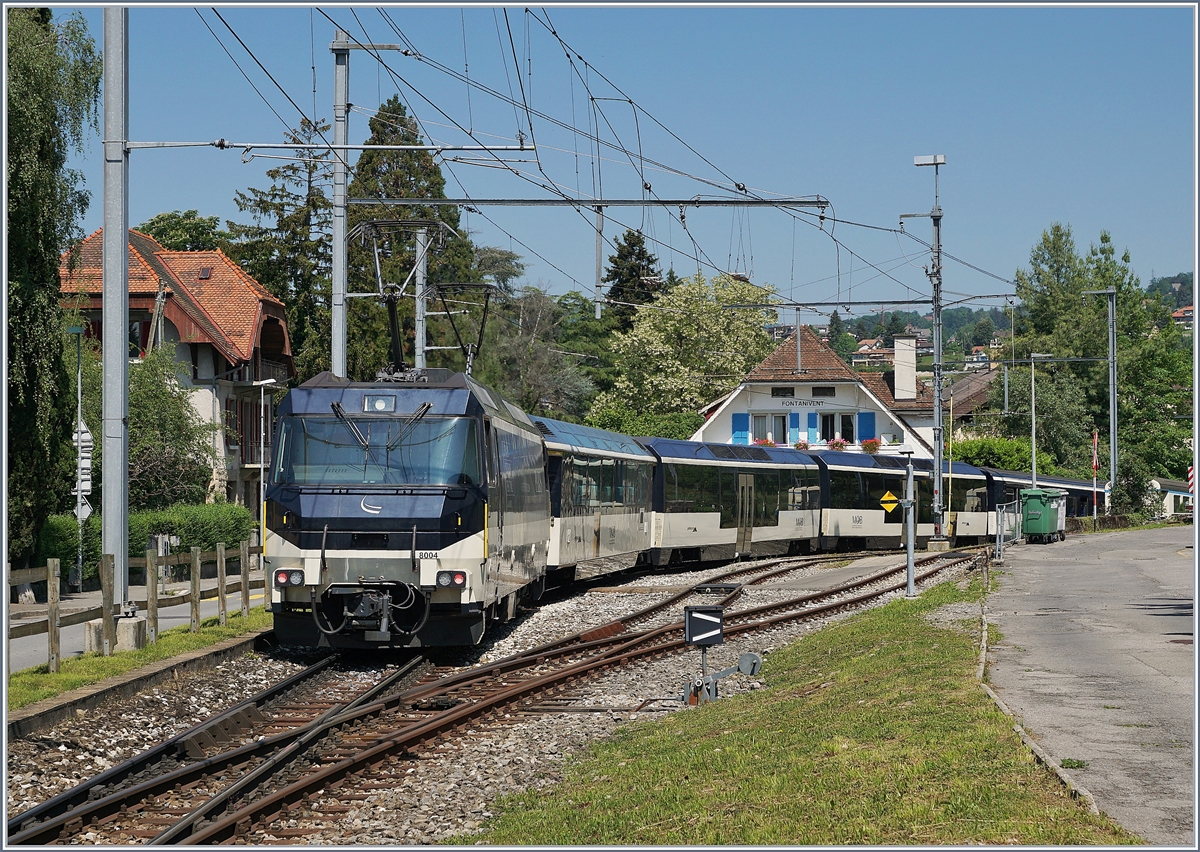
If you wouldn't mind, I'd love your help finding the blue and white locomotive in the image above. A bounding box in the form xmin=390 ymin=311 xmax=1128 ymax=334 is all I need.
xmin=265 ymin=369 xmax=549 ymax=648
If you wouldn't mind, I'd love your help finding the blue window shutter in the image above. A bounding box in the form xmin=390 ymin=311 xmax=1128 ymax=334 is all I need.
xmin=732 ymin=413 xmax=750 ymax=445
xmin=858 ymin=411 xmax=876 ymax=441
xmin=789 ymin=412 xmax=800 ymax=445
xmin=807 ymin=412 xmax=819 ymax=444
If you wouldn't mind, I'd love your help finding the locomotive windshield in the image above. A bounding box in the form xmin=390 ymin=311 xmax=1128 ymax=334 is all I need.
xmin=273 ymin=414 xmax=481 ymax=486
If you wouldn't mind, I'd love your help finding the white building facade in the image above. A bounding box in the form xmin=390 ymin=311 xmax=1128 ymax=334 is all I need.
xmin=691 ymin=330 xmax=942 ymax=458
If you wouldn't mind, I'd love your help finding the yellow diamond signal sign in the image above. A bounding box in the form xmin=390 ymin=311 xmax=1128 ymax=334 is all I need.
xmin=880 ymin=491 xmax=900 ymax=513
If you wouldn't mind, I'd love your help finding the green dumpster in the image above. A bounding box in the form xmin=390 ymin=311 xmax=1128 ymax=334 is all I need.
xmin=1020 ymin=488 xmax=1066 ymax=544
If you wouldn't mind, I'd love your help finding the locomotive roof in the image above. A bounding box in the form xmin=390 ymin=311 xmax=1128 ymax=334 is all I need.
xmin=640 ymin=438 xmax=818 ymax=467
xmin=532 ymin=417 xmax=655 ymax=461
xmin=278 ymin=371 xmax=537 ymax=432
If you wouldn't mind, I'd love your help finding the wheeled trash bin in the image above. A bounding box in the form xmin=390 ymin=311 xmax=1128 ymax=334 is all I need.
xmin=1020 ymin=488 xmax=1066 ymax=544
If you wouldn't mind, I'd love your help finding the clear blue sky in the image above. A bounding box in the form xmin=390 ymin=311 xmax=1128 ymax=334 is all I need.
xmin=61 ymin=3 xmax=1195 ymax=319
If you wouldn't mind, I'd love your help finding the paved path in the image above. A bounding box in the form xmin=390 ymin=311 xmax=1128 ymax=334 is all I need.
xmin=6 ymin=570 xmax=267 ymax=674
xmin=986 ymin=525 xmax=1194 ymax=846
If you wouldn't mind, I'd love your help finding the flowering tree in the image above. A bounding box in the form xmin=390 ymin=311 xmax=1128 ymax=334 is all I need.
xmin=586 ymin=272 xmax=777 ymax=436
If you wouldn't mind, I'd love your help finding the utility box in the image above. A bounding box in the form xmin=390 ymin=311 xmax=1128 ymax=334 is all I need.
xmin=1020 ymin=488 xmax=1066 ymax=544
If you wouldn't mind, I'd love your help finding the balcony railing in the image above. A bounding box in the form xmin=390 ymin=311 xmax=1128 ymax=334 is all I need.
xmin=259 ymin=359 xmax=289 ymax=383
xmin=241 ymin=441 xmax=271 ymax=467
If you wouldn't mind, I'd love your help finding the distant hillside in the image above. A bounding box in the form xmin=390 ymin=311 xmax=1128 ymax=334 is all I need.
xmin=1146 ymin=272 xmax=1192 ymax=310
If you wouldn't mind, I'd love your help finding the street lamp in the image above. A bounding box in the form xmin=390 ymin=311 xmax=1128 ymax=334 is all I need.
xmin=1030 ymin=354 xmax=1053 ymax=488
xmin=896 ymin=444 xmax=916 ymax=596
xmin=252 ymin=379 xmax=281 ymax=566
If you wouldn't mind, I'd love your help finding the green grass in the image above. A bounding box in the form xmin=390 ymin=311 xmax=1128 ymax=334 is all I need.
xmin=6 ymin=608 xmax=273 ymax=712
xmin=470 ymin=579 xmax=1139 ymax=846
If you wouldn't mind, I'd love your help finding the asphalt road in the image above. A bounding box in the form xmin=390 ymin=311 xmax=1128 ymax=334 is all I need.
xmin=986 ymin=525 xmax=1195 ymax=846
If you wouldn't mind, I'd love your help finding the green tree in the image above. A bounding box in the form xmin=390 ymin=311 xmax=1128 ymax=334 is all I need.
xmin=225 ymin=118 xmax=332 ymax=381
xmin=603 ymin=229 xmax=662 ymax=331
xmin=127 ymin=349 xmax=223 ymax=510
xmin=6 ymin=8 xmax=102 ymax=566
xmin=984 ymin=365 xmax=1095 ymax=477
xmin=555 ymin=290 xmax=620 ymax=395
xmin=65 ymin=335 xmax=222 ymax=513
xmin=971 ymin=317 xmax=996 ymax=348
xmin=136 ymin=209 xmax=230 ymax=251
xmin=473 ymin=246 xmax=526 ymax=294
xmin=479 ymin=287 xmax=595 ymax=418
xmin=950 ymin=437 xmax=1032 ymax=471
xmin=882 ymin=313 xmax=907 ymax=347
xmin=587 ymin=272 xmax=776 ymax=432
xmin=345 ymin=96 xmax=476 ymax=380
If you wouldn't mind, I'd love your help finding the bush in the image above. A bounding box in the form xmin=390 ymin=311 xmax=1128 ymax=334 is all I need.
xmin=37 ymin=501 xmax=254 ymax=584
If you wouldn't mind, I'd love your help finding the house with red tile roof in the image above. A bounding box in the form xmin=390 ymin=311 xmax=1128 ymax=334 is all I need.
xmin=690 ymin=329 xmax=944 ymax=457
xmin=1171 ymin=304 xmax=1193 ymax=330
xmin=59 ymin=228 xmax=296 ymax=515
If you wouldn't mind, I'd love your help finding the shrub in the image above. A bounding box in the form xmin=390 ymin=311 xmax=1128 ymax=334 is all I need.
xmin=37 ymin=501 xmax=254 ymax=584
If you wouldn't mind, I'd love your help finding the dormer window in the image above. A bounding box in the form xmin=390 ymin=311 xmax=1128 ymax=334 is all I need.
xmin=198 ymin=267 xmax=212 ymax=280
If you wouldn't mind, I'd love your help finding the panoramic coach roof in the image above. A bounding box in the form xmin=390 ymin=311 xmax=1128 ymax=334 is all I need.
xmin=640 ymin=438 xmax=817 ymax=467
xmin=533 ymin=417 xmax=655 ymax=462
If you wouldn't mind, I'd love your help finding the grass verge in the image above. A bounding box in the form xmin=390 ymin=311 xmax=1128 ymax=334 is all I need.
xmin=6 ymin=608 xmax=273 ymax=712
xmin=472 ymin=578 xmax=1140 ymax=845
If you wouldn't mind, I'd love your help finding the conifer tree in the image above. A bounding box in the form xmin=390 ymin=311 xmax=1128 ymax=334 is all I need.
xmin=603 ymin=229 xmax=661 ymax=331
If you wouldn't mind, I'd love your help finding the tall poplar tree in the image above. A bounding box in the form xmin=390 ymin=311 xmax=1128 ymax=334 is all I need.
xmin=6 ymin=8 xmax=102 ymax=565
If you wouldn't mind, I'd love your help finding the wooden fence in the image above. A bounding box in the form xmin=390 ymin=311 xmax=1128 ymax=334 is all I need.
xmin=7 ymin=543 xmax=264 ymax=673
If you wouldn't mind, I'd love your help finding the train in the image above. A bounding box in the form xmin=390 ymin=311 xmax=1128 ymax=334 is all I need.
xmin=264 ymin=369 xmax=1100 ymax=650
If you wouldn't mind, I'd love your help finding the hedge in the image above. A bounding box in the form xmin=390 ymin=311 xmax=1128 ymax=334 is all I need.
xmin=36 ymin=502 xmax=255 ymax=584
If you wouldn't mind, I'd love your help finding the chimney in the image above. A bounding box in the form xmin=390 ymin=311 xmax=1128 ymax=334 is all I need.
xmin=894 ymin=334 xmax=917 ymax=400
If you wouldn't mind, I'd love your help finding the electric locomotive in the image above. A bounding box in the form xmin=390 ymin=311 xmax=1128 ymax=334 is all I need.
xmin=264 ymin=369 xmax=550 ymax=649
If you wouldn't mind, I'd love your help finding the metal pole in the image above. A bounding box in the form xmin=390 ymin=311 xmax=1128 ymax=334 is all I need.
xmin=1106 ymin=289 xmax=1118 ymax=508
xmin=260 ymin=382 xmax=266 ymax=557
xmin=593 ymin=206 xmax=604 ymax=319
xmin=1031 ymin=357 xmax=1038 ymax=489
xmin=415 ymin=227 xmax=428 ymax=369
xmin=75 ymin=332 xmax=83 ymax=591
xmin=102 ymin=7 xmax=130 ymax=611
xmin=930 ymin=177 xmax=945 ymax=541
xmin=905 ymin=456 xmax=915 ymax=596
xmin=795 ymin=308 xmax=802 ymax=373
xmin=330 ymin=31 xmax=349 ymax=377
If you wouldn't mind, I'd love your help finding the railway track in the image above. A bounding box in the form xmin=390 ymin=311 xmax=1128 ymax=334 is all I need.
xmin=7 ymin=549 xmax=982 ymax=845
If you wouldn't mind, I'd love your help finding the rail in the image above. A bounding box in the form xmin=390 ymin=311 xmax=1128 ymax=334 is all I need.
xmin=6 ymin=543 xmax=264 ymax=673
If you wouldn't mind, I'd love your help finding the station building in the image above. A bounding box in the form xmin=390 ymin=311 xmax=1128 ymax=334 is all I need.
xmin=690 ymin=330 xmax=944 ymax=459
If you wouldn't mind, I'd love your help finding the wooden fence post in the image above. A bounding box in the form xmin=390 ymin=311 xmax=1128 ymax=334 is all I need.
xmin=47 ymin=558 xmax=60 ymax=673
xmin=145 ymin=548 xmax=158 ymax=644
xmin=240 ymin=540 xmax=250 ymax=618
xmin=216 ymin=543 xmax=227 ymax=627
xmin=190 ymin=547 xmax=201 ymax=633
xmin=100 ymin=554 xmax=115 ymax=656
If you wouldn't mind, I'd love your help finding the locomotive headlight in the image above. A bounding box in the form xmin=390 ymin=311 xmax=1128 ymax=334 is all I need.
xmin=436 ymin=570 xmax=466 ymax=588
